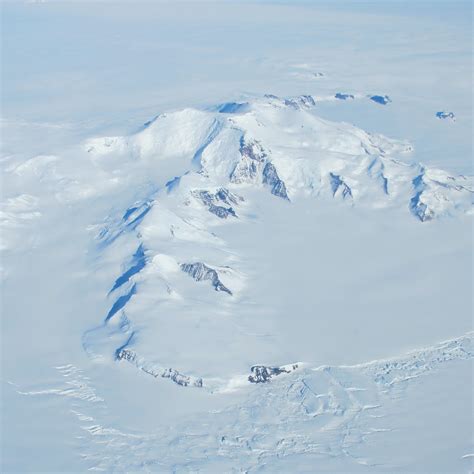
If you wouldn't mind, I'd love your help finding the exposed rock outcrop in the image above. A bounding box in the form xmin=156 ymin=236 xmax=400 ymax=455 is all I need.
xmin=230 ymin=138 xmax=267 ymax=184
xmin=117 ymin=348 xmax=203 ymax=387
xmin=284 ymin=95 xmax=316 ymax=109
xmin=192 ymin=188 xmax=243 ymax=219
xmin=248 ymin=363 xmax=299 ymax=383
xmin=180 ymin=262 xmax=232 ymax=295
xmin=262 ymin=162 xmax=290 ymax=200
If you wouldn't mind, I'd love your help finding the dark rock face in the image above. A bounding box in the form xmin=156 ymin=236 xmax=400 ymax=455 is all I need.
xmin=284 ymin=95 xmax=316 ymax=109
xmin=162 ymin=368 xmax=203 ymax=387
xmin=208 ymin=204 xmax=236 ymax=219
xmin=264 ymin=93 xmax=317 ymax=109
xmin=193 ymin=188 xmax=242 ymax=219
xmin=180 ymin=262 xmax=232 ymax=295
xmin=215 ymin=188 xmax=241 ymax=205
xmin=330 ymin=173 xmax=353 ymax=200
xmin=248 ymin=364 xmax=299 ymax=383
xmin=230 ymin=138 xmax=267 ymax=184
xmin=116 ymin=347 xmax=137 ymax=363
xmin=116 ymin=348 xmax=203 ymax=387
xmin=335 ymin=93 xmax=355 ymax=100
xmin=262 ymin=162 xmax=290 ymax=200
xmin=231 ymin=138 xmax=290 ymax=201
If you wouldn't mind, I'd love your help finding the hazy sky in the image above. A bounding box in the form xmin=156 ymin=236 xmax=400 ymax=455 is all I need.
xmin=1 ymin=1 xmax=472 ymax=174
xmin=1 ymin=1 xmax=471 ymax=122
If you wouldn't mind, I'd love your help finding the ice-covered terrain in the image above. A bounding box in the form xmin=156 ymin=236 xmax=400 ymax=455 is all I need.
xmin=1 ymin=1 xmax=473 ymax=473
xmin=76 ymin=95 xmax=472 ymax=387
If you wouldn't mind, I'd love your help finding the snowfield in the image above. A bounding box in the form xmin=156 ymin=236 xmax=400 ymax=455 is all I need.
xmin=78 ymin=95 xmax=473 ymax=388
xmin=1 ymin=1 xmax=472 ymax=473
xmin=2 ymin=93 xmax=472 ymax=473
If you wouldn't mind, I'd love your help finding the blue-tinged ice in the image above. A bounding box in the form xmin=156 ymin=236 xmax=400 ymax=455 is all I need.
xmin=217 ymin=102 xmax=249 ymax=114
xmin=97 ymin=200 xmax=153 ymax=247
xmin=335 ymin=93 xmax=355 ymax=100
xmin=166 ymin=176 xmax=181 ymax=193
xmin=105 ymin=284 xmax=137 ymax=322
xmin=110 ymin=245 xmax=146 ymax=293
xmin=370 ymin=95 xmax=391 ymax=105
xmin=192 ymin=119 xmax=223 ymax=167
xmin=436 ymin=111 xmax=455 ymax=121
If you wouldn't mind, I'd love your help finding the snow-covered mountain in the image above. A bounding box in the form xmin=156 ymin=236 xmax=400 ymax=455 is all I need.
xmin=76 ymin=95 xmax=473 ymax=391
xmin=2 ymin=93 xmax=472 ymax=472
xmin=85 ymin=95 xmax=472 ymax=222
xmin=3 ymin=1 xmax=474 ymax=471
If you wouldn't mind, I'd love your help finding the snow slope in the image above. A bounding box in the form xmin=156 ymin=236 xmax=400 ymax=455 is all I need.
xmin=77 ymin=95 xmax=472 ymax=390
xmin=1 ymin=2 xmax=472 ymax=472
xmin=1 ymin=91 xmax=472 ymax=473
xmin=10 ymin=334 xmax=473 ymax=472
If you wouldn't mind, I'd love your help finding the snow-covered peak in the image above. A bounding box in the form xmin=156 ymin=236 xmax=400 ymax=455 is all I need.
xmin=84 ymin=94 xmax=471 ymax=221
xmin=77 ymin=94 xmax=473 ymax=389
